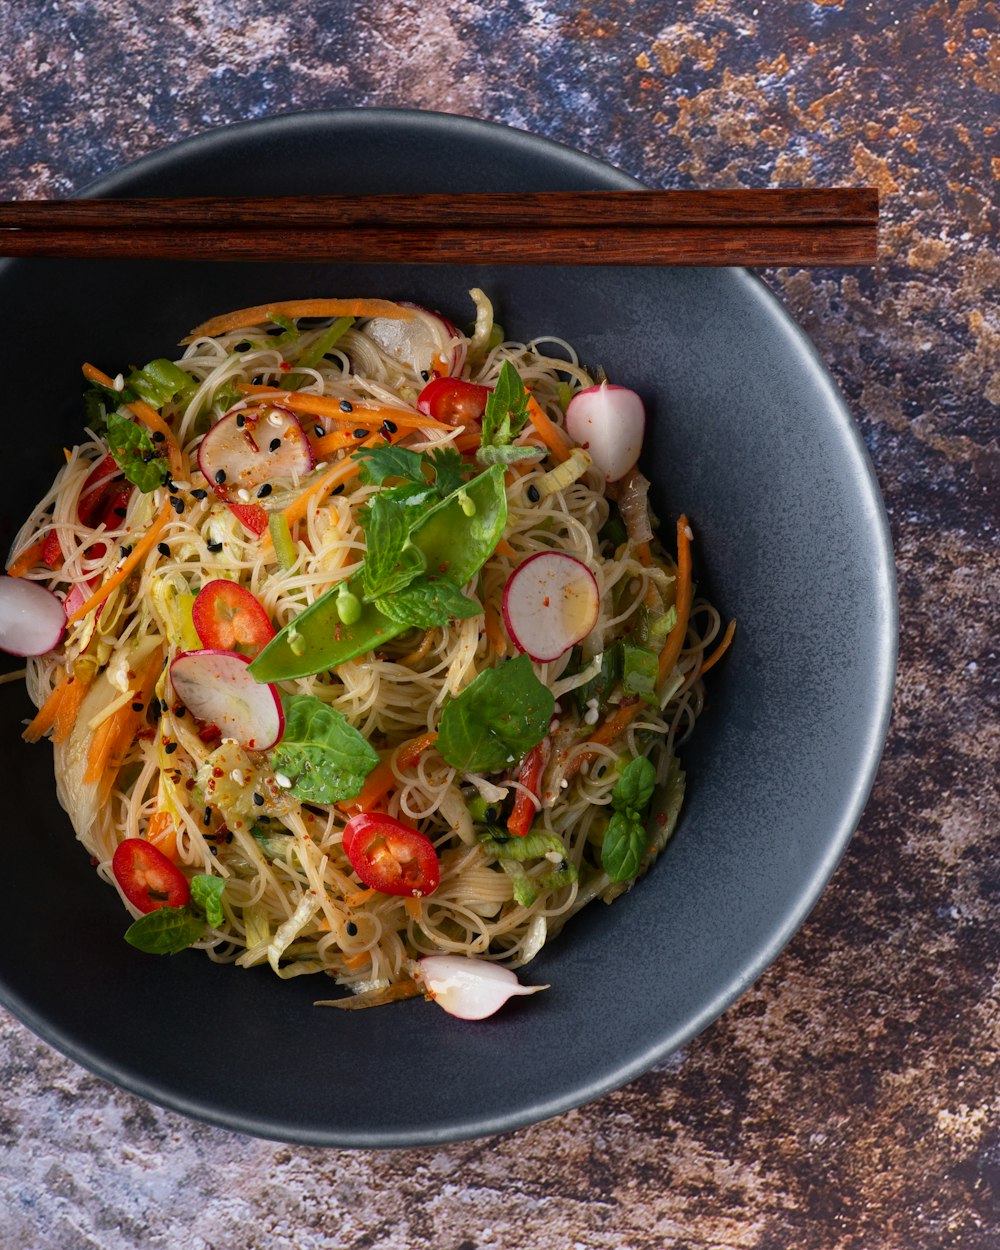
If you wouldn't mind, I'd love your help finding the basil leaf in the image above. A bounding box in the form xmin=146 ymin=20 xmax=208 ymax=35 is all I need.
xmin=271 ymin=694 xmax=379 ymax=803
xmin=612 ymin=756 xmax=657 ymax=813
xmin=353 ymin=444 xmax=427 ymax=486
xmin=190 ymin=875 xmax=226 ymax=928
xmin=375 ymin=577 xmax=481 ymax=629
xmin=105 ymin=409 xmax=170 ymax=492
xmin=481 ymin=361 xmax=529 ymax=448
xmin=361 ymin=494 xmax=419 ymax=598
xmin=622 ymin=642 xmax=659 ymax=707
xmin=438 ymin=655 xmax=554 ymax=774
xmin=475 ymin=444 xmax=545 ymax=467
xmin=601 ymin=809 xmax=646 ymax=883
xmin=124 ymin=906 xmax=205 ymax=954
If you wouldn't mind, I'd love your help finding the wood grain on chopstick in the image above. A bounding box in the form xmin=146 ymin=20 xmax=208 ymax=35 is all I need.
xmin=0 ymin=190 xmax=878 ymax=266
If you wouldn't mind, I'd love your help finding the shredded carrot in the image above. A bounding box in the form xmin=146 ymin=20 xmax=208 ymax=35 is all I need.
xmin=66 ymin=502 xmax=173 ymax=625
xmin=274 ymin=433 xmax=381 ymax=537
xmin=698 ymin=618 xmax=736 ymax=677
xmin=564 ymin=515 xmax=693 ymax=780
xmin=182 ymin=299 xmax=411 ymax=344
xmin=22 ymin=669 xmax=71 ymax=742
xmin=397 ymin=731 xmax=438 ymax=769
xmin=526 ymin=395 xmax=573 ymax=464
xmin=82 ymin=363 xmax=184 ymax=480
xmin=404 ymin=897 xmax=423 ymax=921
xmin=396 ymin=629 xmax=436 ymax=667
xmin=310 ymin=430 xmax=360 ymax=458
xmin=634 ymin=540 xmax=652 ymax=567
xmin=237 ymin=385 xmax=453 ymax=432
xmin=495 ymin=537 xmax=517 ymax=559
xmin=147 ymin=810 xmax=179 ymax=863
xmin=6 ymin=538 xmax=47 ymax=578
xmin=453 ymin=431 xmax=482 ymax=455
xmin=341 ymin=948 xmax=373 ymax=968
xmin=337 ymin=731 xmax=439 ymax=816
xmin=85 ymin=646 xmax=164 ymax=794
xmin=83 ymin=715 xmax=118 ymax=786
xmin=53 ymin=671 xmax=93 ymax=745
xmin=343 ymin=889 xmax=378 ymax=909
xmin=484 ymin=600 xmax=508 ymax=658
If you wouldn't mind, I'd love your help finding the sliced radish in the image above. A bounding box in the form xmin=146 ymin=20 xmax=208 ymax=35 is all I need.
xmin=170 ymin=649 xmax=283 ymax=750
xmin=502 ymin=552 xmax=600 ymax=663
xmin=0 ymin=577 xmax=66 ymax=656
xmin=416 ymin=955 xmax=548 ymax=1020
xmin=197 ymin=404 xmax=313 ymax=501
xmin=364 ymin=303 xmax=463 ymax=377
xmin=564 ymin=382 xmax=645 ymax=483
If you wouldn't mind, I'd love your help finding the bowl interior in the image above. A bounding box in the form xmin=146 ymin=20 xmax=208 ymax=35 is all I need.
xmin=0 ymin=110 xmax=895 ymax=1146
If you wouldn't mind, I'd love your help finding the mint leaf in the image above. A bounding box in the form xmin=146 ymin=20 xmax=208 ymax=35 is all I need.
xmin=375 ymin=577 xmax=480 ymax=630
xmin=105 ymin=409 xmax=170 ymax=492
xmin=622 ymin=642 xmax=659 ymax=707
xmin=601 ymin=809 xmax=646 ymax=883
xmin=190 ymin=875 xmax=226 ymax=928
xmin=124 ymin=906 xmax=205 ymax=954
xmin=353 ymin=444 xmax=427 ymax=486
xmin=438 ymin=655 xmax=554 ymax=774
xmin=271 ymin=694 xmax=380 ymax=803
xmin=481 ymin=361 xmax=529 ymax=448
xmin=361 ymin=494 xmax=419 ymax=598
xmin=612 ymin=756 xmax=657 ymax=812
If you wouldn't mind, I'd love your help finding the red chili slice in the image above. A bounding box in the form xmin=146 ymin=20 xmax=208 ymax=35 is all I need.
xmin=78 ymin=453 xmax=132 ymax=529
xmin=342 ymin=813 xmax=440 ymax=897
xmin=191 ymin=579 xmax=275 ymax=655
xmin=112 ymin=838 xmax=191 ymax=913
xmin=417 ymin=378 xmax=491 ymax=427
xmin=227 ymin=501 xmax=269 ymax=536
xmin=507 ymin=736 xmax=552 ymax=838
xmin=41 ymin=530 xmax=63 ymax=569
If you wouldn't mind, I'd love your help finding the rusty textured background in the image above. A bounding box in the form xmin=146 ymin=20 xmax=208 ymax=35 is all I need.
xmin=1 ymin=2 xmax=998 ymax=1247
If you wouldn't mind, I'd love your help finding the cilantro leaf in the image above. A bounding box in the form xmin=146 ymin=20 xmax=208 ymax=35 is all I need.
xmin=105 ymin=409 xmax=170 ymax=492
xmin=481 ymin=361 xmax=529 ymax=448
xmin=124 ymin=906 xmax=205 ymax=955
xmin=612 ymin=756 xmax=657 ymax=811
xmin=425 ymin=447 xmax=469 ymax=497
xmin=601 ymin=810 xmax=646 ymax=883
xmin=190 ymin=875 xmax=226 ymax=928
xmin=270 ymin=695 xmax=380 ymax=804
xmin=437 ymin=655 xmax=554 ymax=773
xmin=353 ymin=444 xmax=427 ymax=486
xmin=375 ymin=577 xmax=481 ymax=630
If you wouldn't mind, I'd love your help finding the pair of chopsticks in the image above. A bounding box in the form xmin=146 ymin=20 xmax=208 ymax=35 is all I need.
xmin=0 ymin=189 xmax=878 ymax=266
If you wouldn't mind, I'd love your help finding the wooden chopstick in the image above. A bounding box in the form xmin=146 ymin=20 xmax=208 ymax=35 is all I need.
xmin=0 ymin=190 xmax=878 ymax=266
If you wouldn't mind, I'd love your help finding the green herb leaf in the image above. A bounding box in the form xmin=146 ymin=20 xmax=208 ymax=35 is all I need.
xmin=125 ymin=359 xmax=195 ymax=410
xmin=573 ymin=643 xmax=623 ymax=715
xmin=270 ymin=694 xmax=380 ymax=803
xmin=124 ymin=906 xmax=205 ymax=954
xmin=375 ymin=577 xmax=480 ymax=629
xmin=361 ymin=494 xmax=420 ymax=598
xmin=353 ymin=444 xmax=427 ymax=486
xmin=105 ymin=409 xmax=170 ymax=492
xmin=481 ymin=361 xmax=529 ymax=448
xmin=190 ymin=875 xmax=226 ymax=928
xmin=622 ymin=642 xmax=659 ymax=707
xmin=475 ymin=443 xmax=546 ymax=467
xmin=612 ymin=756 xmax=657 ymax=812
xmin=601 ymin=809 xmax=646 ymax=883
xmin=438 ymin=655 xmax=554 ymax=774
xmin=424 ymin=447 xmax=469 ymax=497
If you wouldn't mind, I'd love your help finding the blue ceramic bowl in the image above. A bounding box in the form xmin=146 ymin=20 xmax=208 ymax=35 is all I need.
xmin=0 ymin=110 xmax=896 ymax=1146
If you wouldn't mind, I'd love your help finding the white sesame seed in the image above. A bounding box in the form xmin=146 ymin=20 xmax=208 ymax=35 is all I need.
xmin=274 ymin=772 xmax=292 ymax=788
xmin=545 ymin=850 xmax=563 ymax=863
xmin=584 ymin=707 xmax=599 ymax=725
xmin=560 ymin=779 xmax=569 ymax=789
xmin=237 ymin=489 xmax=251 ymax=502
xmin=113 ymin=373 xmax=125 ymax=391
xmin=230 ymin=769 xmax=245 ymax=785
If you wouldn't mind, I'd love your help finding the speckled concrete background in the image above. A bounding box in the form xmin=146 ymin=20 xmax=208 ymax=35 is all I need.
xmin=1 ymin=2 xmax=997 ymax=1247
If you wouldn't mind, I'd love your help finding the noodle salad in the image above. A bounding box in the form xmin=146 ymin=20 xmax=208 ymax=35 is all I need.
xmin=1 ymin=292 xmax=733 ymax=1018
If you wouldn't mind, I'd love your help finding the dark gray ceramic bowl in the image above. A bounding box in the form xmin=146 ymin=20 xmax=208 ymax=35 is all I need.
xmin=0 ymin=110 xmax=896 ymax=1146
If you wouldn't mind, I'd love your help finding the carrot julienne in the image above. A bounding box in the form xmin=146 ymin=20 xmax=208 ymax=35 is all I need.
xmin=183 ymin=299 xmax=411 ymax=343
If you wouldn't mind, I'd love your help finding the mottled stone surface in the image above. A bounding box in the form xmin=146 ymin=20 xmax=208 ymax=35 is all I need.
xmin=1 ymin=2 xmax=998 ymax=1247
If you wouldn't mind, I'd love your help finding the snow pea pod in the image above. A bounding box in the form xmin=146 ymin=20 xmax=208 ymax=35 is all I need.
xmin=249 ymin=465 xmax=507 ymax=682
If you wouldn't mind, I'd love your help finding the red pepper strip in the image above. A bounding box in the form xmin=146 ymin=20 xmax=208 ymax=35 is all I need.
xmin=507 ymin=737 xmax=552 ymax=838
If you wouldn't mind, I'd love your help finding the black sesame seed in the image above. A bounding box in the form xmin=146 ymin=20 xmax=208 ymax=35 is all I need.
xmin=120 ymin=544 xmax=132 ymax=558
xmin=485 ymin=807 xmax=498 ymax=824
xmin=269 ymin=438 xmax=281 ymax=452
xmin=207 ymin=540 xmax=223 ymax=553
xmin=339 ymin=400 xmax=353 ymax=413
xmin=210 ymin=846 xmax=218 ymax=856
xmin=203 ymin=806 xmax=212 ymax=826
xmin=214 ymin=470 xmax=227 ymax=484
xmin=226 ymin=832 xmax=234 ymax=844
xmin=191 ymin=488 xmax=208 ymax=500
xmin=113 ymin=506 xmax=128 ymax=518
xmin=166 ymin=480 xmax=178 ymax=494
xmin=257 ymin=483 xmax=272 ymax=498
xmin=165 ymin=741 xmax=178 ymax=755
xmin=314 ymin=425 xmax=325 ymax=438
xmin=252 ymin=792 xmax=265 ymax=807
xmin=352 ymin=428 xmax=366 ymax=439
xmin=170 ymin=496 xmax=185 ymax=514
xmin=596 ymin=765 xmax=607 ymax=777
xmin=157 ymin=542 xmax=171 ymax=557
xmin=160 ymin=698 xmax=170 ymax=713
xmin=527 ymin=485 xmax=540 ymax=503
xmin=420 ymin=370 xmax=430 ymax=381
xmin=382 ymin=418 xmax=398 ymax=434
xmin=175 ymin=705 xmax=186 ymax=717
xmin=152 ymin=430 xmax=165 ymax=443
xmin=251 ymin=374 xmax=264 ymax=385
xmin=236 ymin=341 xmax=251 ymax=352
xmin=131 ymin=701 xmax=143 ymax=712
xmin=236 ymin=414 xmax=246 ymax=428
xmin=345 ymin=922 xmax=358 ymax=937
xmin=332 ymin=484 xmax=345 ymax=496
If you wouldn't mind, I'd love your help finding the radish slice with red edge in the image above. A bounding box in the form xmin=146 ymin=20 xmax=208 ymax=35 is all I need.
xmin=564 ymin=382 xmax=645 ymax=483
xmin=197 ymin=404 xmax=314 ymax=501
xmin=502 ymin=552 xmax=600 ymax=663
xmin=416 ymin=955 xmax=548 ymax=1020
xmin=170 ymin=649 xmax=283 ymax=750
xmin=0 ymin=577 xmax=66 ymax=656
xmin=364 ymin=303 xmax=463 ymax=377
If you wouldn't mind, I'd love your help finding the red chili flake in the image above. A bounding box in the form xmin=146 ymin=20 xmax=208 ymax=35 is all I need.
xmin=656 ymin=813 xmax=668 ymax=827
xmin=213 ymin=767 xmax=224 ymax=778
xmin=279 ymin=361 xmax=291 ymax=372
